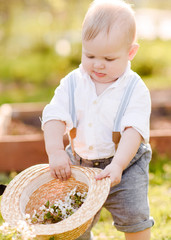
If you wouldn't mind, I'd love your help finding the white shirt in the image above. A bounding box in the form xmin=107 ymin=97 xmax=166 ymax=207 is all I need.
xmin=42 ymin=62 xmax=151 ymax=160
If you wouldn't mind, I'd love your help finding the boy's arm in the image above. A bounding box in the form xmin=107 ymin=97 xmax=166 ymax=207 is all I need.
xmin=43 ymin=120 xmax=72 ymax=181
xmin=95 ymin=127 xmax=142 ymax=186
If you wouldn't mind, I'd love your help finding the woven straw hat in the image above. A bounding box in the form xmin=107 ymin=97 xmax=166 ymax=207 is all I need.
xmin=1 ymin=164 xmax=111 ymax=240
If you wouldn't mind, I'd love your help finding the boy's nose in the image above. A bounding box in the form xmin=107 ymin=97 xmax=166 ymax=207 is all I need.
xmin=93 ymin=60 xmax=104 ymax=69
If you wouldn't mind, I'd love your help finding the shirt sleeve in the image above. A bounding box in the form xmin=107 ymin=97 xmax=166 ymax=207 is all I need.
xmin=41 ymin=73 xmax=74 ymax=132
xmin=120 ymin=80 xmax=151 ymax=143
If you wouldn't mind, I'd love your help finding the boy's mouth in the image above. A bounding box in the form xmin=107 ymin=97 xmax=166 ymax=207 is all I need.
xmin=93 ymin=71 xmax=106 ymax=78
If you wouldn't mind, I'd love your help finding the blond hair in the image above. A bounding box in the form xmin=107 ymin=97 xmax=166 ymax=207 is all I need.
xmin=82 ymin=0 xmax=136 ymax=46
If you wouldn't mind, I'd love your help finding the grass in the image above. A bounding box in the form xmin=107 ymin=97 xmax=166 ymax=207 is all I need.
xmin=132 ymin=39 xmax=171 ymax=90
xmin=0 ymin=153 xmax=171 ymax=239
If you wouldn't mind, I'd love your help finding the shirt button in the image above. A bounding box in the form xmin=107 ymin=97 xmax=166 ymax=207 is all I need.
xmin=88 ymin=123 xmax=92 ymax=127
xmin=93 ymin=100 xmax=97 ymax=104
xmin=89 ymin=146 xmax=93 ymax=150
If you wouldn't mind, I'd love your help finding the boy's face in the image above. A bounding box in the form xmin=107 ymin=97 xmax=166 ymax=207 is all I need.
xmin=82 ymin=30 xmax=132 ymax=84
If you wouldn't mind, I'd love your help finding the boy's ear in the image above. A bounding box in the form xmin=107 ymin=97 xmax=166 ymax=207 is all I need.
xmin=128 ymin=43 xmax=139 ymax=61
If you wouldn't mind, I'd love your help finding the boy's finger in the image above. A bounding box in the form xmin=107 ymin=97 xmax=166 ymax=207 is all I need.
xmin=60 ymin=169 xmax=67 ymax=181
xmin=65 ymin=165 xmax=71 ymax=179
xmin=55 ymin=169 xmax=63 ymax=181
xmin=50 ymin=169 xmax=57 ymax=179
xmin=95 ymin=169 xmax=110 ymax=180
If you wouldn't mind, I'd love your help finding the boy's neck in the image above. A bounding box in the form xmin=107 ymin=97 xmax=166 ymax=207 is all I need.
xmin=92 ymin=78 xmax=116 ymax=96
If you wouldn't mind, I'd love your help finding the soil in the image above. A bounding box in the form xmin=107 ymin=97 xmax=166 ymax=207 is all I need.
xmin=7 ymin=119 xmax=42 ymax=135
xmin=150 ymin=89 xmax=171 ymax=130
xmin=151 ymin=117 xmax=171 ymax=130
xmin=150 ymin=89 xmax=171 ymax=106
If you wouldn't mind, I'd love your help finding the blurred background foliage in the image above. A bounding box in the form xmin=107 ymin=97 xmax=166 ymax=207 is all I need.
xmin=0 ymin=1 xmax=171 ymax=238
xmin=0 ymin=0 xmax=171 ymax=105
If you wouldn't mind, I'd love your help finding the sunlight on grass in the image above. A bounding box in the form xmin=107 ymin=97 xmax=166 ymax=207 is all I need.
xmin=92 ymin=209 xmax=124 ymax=239
xmin=144 ymin=76 xmax=171 ymax=90
xmin=149 ymin=185 xmax=171 ymax=240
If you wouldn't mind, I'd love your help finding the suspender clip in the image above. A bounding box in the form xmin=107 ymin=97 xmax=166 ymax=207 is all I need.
xmin=112 ymin=131 xmax=121 ymax=151
xmin=69 ymin=127 xmax=77 ymax=157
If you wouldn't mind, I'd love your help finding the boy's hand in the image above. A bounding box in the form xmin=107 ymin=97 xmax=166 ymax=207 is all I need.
xmin=95 ymin=162 xmax=123 ymax=187
xmin=48 ymin=149 xmax=72 ymax=181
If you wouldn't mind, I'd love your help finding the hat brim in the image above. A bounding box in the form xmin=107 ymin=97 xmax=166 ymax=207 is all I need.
xmin=1 ymin=164 xmax=111 ymax=239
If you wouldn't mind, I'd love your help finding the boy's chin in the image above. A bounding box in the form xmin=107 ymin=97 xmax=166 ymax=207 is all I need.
xmin=91 ymin=75 xmax=116 ymax=84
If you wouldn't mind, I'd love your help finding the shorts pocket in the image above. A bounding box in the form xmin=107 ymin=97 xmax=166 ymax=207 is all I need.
xmin=135 ymin=150 xmax=151 ymax=175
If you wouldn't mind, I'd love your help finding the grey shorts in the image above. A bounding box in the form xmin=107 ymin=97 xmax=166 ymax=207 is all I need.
xmin=66 ymin=143 xmax=154 ymax=234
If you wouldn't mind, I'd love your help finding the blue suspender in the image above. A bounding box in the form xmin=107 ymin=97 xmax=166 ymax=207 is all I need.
xmin=113 ymin=76 xmax=138 ymax=133
xmin=68 ymin=74 xmax=139 ymax=152
xmin=68 ymin=74 xmax=77 ymax=128
xmin=68 ymin=74 xmax=77 ymax=155
xmin=112 ymin=76 xmax=138 ymax=150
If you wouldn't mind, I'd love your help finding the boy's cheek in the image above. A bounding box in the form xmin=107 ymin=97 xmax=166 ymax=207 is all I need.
xmin=82 ymin=58 xmax=91 ymax=73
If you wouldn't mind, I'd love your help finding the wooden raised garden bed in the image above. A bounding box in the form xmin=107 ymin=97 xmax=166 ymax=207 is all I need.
xmin=150 ymin=102 xmax=171 ymax=157
xmin=0 ymin=103 xmax=69 ymax=172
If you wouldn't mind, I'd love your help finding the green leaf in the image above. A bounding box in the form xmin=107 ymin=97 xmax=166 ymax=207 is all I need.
xmin=49 ymin=237 xmax=55 ymax=240
xmin=44 ymin=211 xmax=52 ymax=220
xmin=45 ymin=200 xmax=50 ymax=208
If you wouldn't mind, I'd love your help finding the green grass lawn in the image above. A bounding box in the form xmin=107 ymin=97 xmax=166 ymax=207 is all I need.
xmin=0 ymin=153 xmax=171 ymax=239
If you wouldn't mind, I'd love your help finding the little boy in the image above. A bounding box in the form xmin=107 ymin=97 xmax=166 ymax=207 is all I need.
xmin=42 ymin=0 xmax=154 ymax=239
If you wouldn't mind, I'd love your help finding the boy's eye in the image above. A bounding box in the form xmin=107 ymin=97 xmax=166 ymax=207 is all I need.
xmin=105 ymin=58 xmax=115 ymax=62
xmin=86 ymin=55 xmax=94 ymax=59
